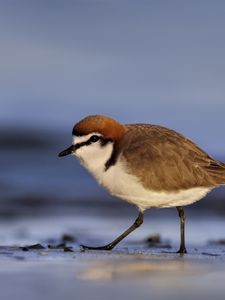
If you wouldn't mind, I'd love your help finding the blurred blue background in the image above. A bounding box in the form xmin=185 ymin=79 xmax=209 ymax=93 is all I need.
xmin=0 ymin=0 xmax=225 ymax=214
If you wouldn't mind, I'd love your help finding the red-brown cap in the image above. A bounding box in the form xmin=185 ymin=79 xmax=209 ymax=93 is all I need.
xmin=73 ymin=115 xmax=125 ymax=141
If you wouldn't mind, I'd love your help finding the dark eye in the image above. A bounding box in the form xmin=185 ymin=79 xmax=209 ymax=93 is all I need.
xmin=90 ymin=135 xmax=100 ymax=143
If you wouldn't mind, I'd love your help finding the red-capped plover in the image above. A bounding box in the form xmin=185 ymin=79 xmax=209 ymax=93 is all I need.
xmin=59 ymin=115 xmax=225 ymax=253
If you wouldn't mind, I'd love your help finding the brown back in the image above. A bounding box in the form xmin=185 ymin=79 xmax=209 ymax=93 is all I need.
xmin=119 ymin=124 xmax=225 ymax=191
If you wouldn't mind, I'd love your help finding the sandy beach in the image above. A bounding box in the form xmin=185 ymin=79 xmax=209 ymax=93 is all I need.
xmin=1 ymin=207 xmax=225 ymax=300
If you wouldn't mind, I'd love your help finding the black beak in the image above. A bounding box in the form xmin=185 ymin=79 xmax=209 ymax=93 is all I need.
xmin=58 ymin=145 xmax=76 ymax=157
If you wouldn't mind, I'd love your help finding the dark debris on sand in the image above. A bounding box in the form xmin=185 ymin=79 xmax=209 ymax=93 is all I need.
xmin=144 ymin=234 xmax=172 ymax=249
xmin=21 ymin=244 xmax=46 ymax=251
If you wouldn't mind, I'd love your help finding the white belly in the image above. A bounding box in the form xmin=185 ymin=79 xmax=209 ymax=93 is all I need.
xmin=85 ymin=157 xmax=211 ymax=212
xmin=75 ymin=142 xmax=211 ymax=212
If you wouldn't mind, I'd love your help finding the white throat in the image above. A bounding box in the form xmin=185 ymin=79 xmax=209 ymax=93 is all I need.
xmin=72 ymin=134 xmax=114 ymax=181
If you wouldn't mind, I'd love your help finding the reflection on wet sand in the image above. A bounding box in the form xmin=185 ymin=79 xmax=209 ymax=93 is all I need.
xmin=78 ymin=258 xmax=208 ymax=281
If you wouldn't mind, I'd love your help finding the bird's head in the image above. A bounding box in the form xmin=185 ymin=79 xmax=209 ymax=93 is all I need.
xmin=58 ymin=115 xmax=125 ymax=169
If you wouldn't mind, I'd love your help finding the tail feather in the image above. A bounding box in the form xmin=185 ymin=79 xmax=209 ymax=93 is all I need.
xmin=205 ymin=161 xmax=225 ymax=185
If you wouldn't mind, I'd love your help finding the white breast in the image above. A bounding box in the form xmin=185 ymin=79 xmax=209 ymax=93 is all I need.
xmin=76 ymin=148 xmax=211 ymax=212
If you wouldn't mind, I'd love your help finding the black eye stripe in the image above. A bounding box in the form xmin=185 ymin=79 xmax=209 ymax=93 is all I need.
xmin=74 ymin=136 xmax=112 ymax=149
xmin=75 ymin=140 xmax=91 ymax=149
xmin=100 ymin=138 xmax=112 ymax=146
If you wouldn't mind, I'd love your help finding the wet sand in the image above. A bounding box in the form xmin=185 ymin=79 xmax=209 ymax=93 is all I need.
xmin=1 ymin=208 xmax=225 ymax=300
xmin=1 ymin=246 xmax=225 ymax=300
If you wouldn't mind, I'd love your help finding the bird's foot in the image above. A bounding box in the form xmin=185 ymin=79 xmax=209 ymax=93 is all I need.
xmin=177 ymin=246 xmax=187 ymax=255
xmin=80 ymin=243 xmax=113 ymax=251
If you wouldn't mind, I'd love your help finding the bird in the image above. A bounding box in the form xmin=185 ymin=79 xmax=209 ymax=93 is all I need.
xmin=58 ymin=115 xmax=225 ymax=254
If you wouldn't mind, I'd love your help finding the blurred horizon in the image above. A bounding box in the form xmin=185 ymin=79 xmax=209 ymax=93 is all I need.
xmin=0 ymin=0 xmax=225 ymax=213
xmin=0 ymin=1 xmax=225 ymax=153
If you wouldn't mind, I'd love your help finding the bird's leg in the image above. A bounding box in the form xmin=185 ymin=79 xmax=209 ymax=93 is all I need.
xmin=80 ymin=211 xmax=144 ymax=251
xmin=176 ymin=206 xmax=187 ymax=254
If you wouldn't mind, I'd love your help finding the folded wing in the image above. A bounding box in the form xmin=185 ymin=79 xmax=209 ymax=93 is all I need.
xmin=121 ymin=125 xmax=225 ymax=191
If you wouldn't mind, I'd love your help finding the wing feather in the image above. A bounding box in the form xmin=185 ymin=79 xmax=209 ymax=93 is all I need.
xmin=120 ymin=125 xmax=225 ymax=191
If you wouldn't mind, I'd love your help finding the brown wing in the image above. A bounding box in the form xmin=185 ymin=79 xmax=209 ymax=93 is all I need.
xmin=120 ymin=124 xmax=225 ymax=191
